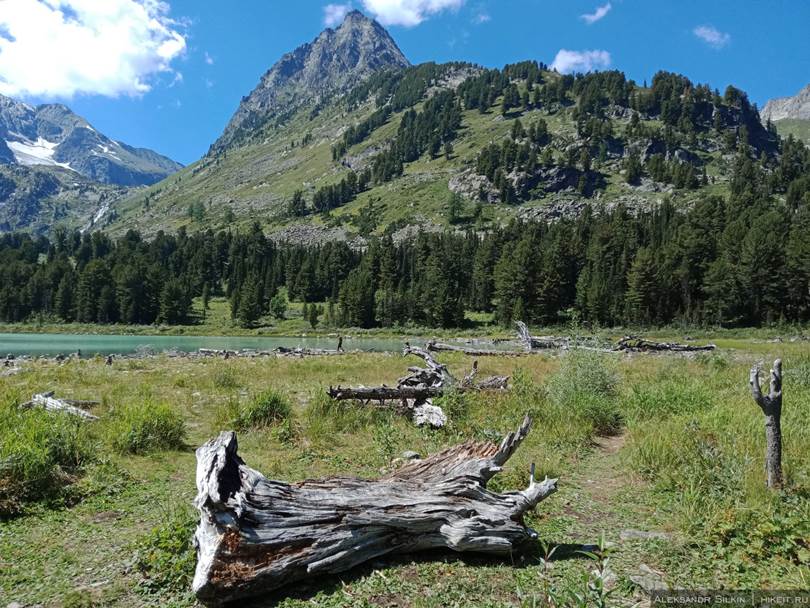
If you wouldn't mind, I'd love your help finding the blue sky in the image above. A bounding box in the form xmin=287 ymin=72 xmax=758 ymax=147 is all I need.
xmin=2 ymin=1 xmax=808 ymax=165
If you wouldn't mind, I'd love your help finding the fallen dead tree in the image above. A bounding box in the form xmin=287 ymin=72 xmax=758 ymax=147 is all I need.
xmin=274 ymin=346 xmax=343 ymax=357
xmin=327 ymin=385 xmax=445 ymax=402
xmin=514 ymin=322 xmax=613 ymax=353
xmin=19 ymin=391 xmax=99 ymax=420
xmin=426 ymin=340 xmax=529 ymax=357
xmin=192 ymin=415 xmax=557 ymax=606
xmin=616 ymin=336 xmax=716 ymax=353
xmin=328 ymin=344 xmax=508 ymax=427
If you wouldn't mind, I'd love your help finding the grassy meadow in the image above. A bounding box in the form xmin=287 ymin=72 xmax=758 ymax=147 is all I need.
xmin=1 ymin=340 xmax=809 ymax=607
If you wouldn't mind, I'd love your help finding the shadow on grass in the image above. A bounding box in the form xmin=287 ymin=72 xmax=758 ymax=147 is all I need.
xmin=231 ymin=542 xmax=598 ymax=607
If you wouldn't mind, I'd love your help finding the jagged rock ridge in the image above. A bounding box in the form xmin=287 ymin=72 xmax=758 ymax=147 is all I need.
xmin=762 ymin=84 xmax=810 ymax=122
xmin=212 ymin=10 xmax=409 ymax=151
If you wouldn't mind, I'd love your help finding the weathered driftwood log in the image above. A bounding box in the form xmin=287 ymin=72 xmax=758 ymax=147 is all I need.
xmin=328 ymin=385 xmax=445 ymax=403
xmin=329 ymin=345 xmax=508 ymax=428
xmin=474 ymin=375 xmax=510 ymax=390
xmin=401 ymin=343 xmax=454 ymax=386
xmin=327 ymin=376 xmax=509 ymax=403
xmin=616 ymin=336 xmax=716 ymax=353
xmin=19 ymin=391 xmax=99 ymax=420
xmin=198 ymin=348 xmax=238 ymax=357
xmin=427 ymin=340 xmax=528 ymax=357
xmin=275 ymin=347 xmax=343 ymax=357
xmin=192 ymin=415 xmax=557 ymax=605
xmin=749 ymin=359 xmax=784 ymax=489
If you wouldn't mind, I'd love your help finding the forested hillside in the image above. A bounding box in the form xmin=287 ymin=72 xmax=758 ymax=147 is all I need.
xmin=2 ymin=149 xmax=809 ymax=329
xmin=104 ymin=57 xmax=804 ymax=242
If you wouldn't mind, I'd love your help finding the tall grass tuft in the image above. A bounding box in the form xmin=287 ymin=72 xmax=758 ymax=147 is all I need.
xmin=0 ymin=399 xmax=96 ymax=516
xmin=218 ymin=389 xmax=292 ymax=432
xmin=107 ymin=402 xmax=186 ymax=455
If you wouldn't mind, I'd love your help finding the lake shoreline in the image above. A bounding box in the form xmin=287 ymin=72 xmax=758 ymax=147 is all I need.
xmin=0 ymin=332 xmax=432 ymax=358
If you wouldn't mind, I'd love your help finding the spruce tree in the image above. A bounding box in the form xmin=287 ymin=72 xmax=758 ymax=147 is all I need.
xmin=55 ymin=274 xmax=75 ymax=322
xmin=158 ymin=279 xmax=191 ymax=325
xmin=270 ymin=291 xmax=288 ymax=320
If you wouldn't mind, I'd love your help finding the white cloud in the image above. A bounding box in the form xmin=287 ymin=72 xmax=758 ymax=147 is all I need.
xmin=550 ymin=49 xmax=611 ymax=74
xmin=323 ymin=3 xmax=352 ymax=27
xmin=580 ymin=2 xmax=611 ymax=25
xmin=693 ymin=25 xmax=730 ymax=49
xmin=204 ymin=51 xmax=214 ymax=65
xmin=473 ymin=11 xmax=490 ymax=24
xmin=361 ymin=0 xmax=465 ymax=27
xmin=0 ymin=0 xmax=186 ymax=99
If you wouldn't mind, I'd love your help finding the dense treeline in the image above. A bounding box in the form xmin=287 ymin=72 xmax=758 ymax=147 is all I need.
xmin=2 ymin=150 xmax=809 ymax=329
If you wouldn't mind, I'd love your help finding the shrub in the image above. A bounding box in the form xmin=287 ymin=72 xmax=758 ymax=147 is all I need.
xmin=107 ymin=402 xmax=186 ymax=455
xmin=433 ymin=389 xmax=468 ymax=421
xmin=546 ymin=349 xmax=622 ymax=436
xmin=0 ymin=400 xmax=96 ymax=516
xmin=226 ymin=389 xmax=292 ymax=431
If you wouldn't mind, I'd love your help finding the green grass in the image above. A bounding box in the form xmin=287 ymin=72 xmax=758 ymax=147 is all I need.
xmin=774 ymin=118 xmax=810 ymax=144
xmin=0 ymin=338 xmax=807 ymax=606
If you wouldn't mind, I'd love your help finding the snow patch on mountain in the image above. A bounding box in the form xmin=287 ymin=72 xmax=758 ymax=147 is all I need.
xmin=95 ymin=143 xmax=121 ymax=160
xmin=6 ymin=136 xmax=73 ymax=170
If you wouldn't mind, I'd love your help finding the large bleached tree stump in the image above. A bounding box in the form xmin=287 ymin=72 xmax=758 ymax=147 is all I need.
xmin=749 ymin=359 xmax=784 ymax=489
xmin=192 ymin=416 xmax=557 ymax=605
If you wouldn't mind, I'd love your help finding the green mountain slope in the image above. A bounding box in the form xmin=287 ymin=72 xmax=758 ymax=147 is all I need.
xmin=773 ymin=118 xmax=810 ymax=144
xmin=107 ymin=62 xmax=776 ymax=241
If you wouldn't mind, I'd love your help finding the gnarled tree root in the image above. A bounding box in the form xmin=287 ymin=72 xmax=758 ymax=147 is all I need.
xmin=192 ymin=415 xmax=556 ymax=605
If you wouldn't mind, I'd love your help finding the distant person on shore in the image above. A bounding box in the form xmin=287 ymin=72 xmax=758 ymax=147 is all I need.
xmin=337 ymin=336 xmax=344 ymax=352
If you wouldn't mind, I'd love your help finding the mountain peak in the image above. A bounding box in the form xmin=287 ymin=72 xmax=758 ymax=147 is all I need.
xmin=342 ymin=9 xmax=369 ymax=23
xmin=212 ymin=13 xmax=409 ymax=151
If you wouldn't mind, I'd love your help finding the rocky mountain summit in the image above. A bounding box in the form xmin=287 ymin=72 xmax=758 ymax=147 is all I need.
xmin=212 ymin=10 xmax=409 ymax=151
xmin=0 ymin=94 xmax=182 ymax=186
xmin=762 ymin=84 xmax=810 ymax=122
